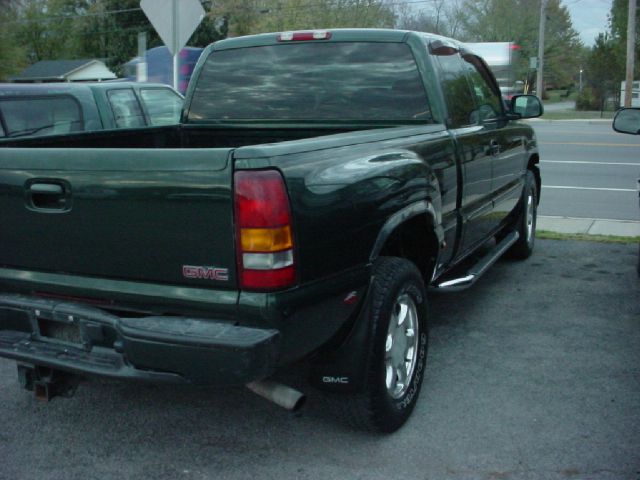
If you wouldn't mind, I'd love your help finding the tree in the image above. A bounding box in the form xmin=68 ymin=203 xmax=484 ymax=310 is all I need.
xmin=209 ymin=0 xmax=396 ymax=37
xmin=1 ymin=0 xmax=226 ymax=78
xmin=397 ymin=0 xmax=466 ymax=38
xmin=72 ymin=0 xmax=164 ymax=75
xmin=190 ymin=14 xmax=228 ymax=47
xmin=458 ymin=0 xmax=583 ymax=91
xmin=541 ymin=0 xmax=584 ymax=88
xmin=577 ymin=0 xmax=638 ymax=110
xmin=610 ymin=0 xmax=640 ymax=42
xmin=208 ymin=0 xmax=264 ymax=37
xmin=0 ymin=2 xmax=27 ymax=80
xmin=583 ymin=33 xmax=624 ymax=109
xmin=11 ymin=0 xmax=81 ymax=62
xmin=609 ymin=0 xmax=639 ymax=78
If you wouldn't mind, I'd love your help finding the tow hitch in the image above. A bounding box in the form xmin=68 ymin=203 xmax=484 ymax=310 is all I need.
xmin=17 ymin=364 xmax=81 ymax=402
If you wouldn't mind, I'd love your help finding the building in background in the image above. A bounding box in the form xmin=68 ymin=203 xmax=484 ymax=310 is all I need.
xmin=9 ymin=59 xmax=116 ymax=83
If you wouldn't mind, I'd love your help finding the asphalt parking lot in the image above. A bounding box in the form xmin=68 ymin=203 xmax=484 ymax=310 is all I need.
xmin=1 ymin=239 xmax=638 ymax=480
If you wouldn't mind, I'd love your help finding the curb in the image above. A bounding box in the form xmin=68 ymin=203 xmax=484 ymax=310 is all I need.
xmin=537 ymin=215 xmax=640 ymax=237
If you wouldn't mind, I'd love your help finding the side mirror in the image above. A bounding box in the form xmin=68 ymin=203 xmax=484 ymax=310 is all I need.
xmin=612 ymin=108 xmax=640 ymax=135
xmin=510 ymin=95 xmax=543 ymax=119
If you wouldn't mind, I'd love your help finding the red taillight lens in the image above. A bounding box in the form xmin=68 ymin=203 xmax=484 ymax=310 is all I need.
xmin=235 ymin=171 xmax=291 ymax=227
xmin=234 ymin=170 xmax=296 ymax=291
xmin=240 ymin=267 xmax=296 ymax=290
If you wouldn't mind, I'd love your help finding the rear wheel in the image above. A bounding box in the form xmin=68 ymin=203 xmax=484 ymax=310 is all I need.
xmin=340 ymin=257 xmax=428 ymax=433
xmin=509 ymin=170 xmax=537 ymax=259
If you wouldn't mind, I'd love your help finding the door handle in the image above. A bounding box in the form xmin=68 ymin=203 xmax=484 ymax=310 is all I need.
xmin=26 ymin=181 xmax=70 ymax=211
xmin=30 ymin=183 xmax=64 ymax=195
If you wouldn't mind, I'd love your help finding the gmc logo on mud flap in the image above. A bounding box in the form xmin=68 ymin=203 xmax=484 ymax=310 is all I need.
xmin=182 ymin=265 xmax=229 ymax=281
xmin=322 ymin=376 xmax=350 ymax=384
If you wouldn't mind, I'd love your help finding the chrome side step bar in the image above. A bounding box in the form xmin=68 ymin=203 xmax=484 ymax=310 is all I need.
xmin=432 ymin=231 xmax=519 ymax=292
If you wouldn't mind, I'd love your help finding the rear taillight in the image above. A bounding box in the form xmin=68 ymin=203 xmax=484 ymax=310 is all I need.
xmin=234 ymin=170 xmax=296 ymax=291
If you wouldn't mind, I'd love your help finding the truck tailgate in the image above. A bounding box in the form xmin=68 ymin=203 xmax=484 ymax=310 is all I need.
xmin=0 ymin=148 xmax=236 ymax=288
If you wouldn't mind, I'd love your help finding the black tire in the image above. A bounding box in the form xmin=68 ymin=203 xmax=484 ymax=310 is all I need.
xmin=338 ymin=257 xmax=428 ymax=433
xmin=509 ymin=169 xmax=538 ymax=259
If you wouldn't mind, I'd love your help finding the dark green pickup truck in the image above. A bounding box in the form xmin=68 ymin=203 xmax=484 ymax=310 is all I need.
xmin=0 ymin=29 xmax=542 ymax=432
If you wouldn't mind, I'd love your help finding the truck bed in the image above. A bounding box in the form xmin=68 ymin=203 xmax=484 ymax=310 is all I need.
xmin=0 ymin=122 xmax=427 ymax=294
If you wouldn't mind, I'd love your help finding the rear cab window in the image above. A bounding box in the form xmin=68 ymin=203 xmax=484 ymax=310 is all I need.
xmin=188 ymin=42 xmax=433 ymax=123
xmin=139 ymin=88 xmax=183 ymax=126
xmin=0 ymin=95 xmax=83 ymax=137
xmin=107 ymin=89 xmax=146 ymax=128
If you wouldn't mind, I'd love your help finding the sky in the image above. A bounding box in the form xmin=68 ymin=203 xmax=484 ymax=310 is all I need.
xmin=564 ymin=0 xmax=613 ymax=46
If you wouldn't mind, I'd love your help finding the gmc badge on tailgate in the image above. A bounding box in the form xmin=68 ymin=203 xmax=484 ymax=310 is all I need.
xmin=182 ymin=265 xmax=229 ymax=281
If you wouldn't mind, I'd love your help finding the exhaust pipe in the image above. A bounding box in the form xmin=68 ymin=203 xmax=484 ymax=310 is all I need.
xmin=246 ymin=380 xmax=306 ymax=412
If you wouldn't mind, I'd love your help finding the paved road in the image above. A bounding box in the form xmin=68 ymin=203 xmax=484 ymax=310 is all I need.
xmin=1 ymin=240 xmax=638 ymax=480
xmin=530 ymin=120 xmax=640 ymax=221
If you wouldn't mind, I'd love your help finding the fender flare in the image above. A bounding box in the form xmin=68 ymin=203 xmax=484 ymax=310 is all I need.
xmin=369 ymin=200 xmax=444 ymax=262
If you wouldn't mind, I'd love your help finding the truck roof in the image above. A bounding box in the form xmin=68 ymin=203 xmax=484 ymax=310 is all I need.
xmin=208 ymin=28 xmax=463 ymax=52
xmin=0 ymin=82 xmax=181 ymax=97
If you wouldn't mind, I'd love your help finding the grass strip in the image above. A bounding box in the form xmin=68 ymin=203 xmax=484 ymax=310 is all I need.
xmin=537 ymin=230 xmax=640 ymax=244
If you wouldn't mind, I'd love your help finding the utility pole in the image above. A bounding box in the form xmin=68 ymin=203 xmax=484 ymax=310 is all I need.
xmin=624 ymin=0 xmax=637 ymax=108
xmin=536 ymin=0 xmax=547 ymax=99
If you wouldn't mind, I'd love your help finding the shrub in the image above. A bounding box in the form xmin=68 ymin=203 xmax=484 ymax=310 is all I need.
xmin=575 ymin=88 xmax=599 ymax=110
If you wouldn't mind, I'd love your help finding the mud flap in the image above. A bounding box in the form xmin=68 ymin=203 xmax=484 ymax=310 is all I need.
xmin=308 ymin=282 xmax=374 ymax=394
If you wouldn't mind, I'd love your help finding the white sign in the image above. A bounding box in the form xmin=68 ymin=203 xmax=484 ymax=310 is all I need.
xmin=140 ymin=0 xmax=205 ymax=55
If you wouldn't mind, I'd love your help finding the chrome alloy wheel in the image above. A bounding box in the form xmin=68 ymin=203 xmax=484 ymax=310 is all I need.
xmin=525 ymin=190 xmax=535 ymax=244
xmin=384 ymin=293 xmax=419 ymax=399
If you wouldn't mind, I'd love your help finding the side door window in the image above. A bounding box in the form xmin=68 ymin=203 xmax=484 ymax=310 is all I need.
xmin=107 ymin=89 xmax=146 ymax=128
xmin=435 ymin=53 xmax=477 ymax=128
xmin=461 ymin=54 xmax=504 ymax=125
xmin=139 ymin=88 xmax=183 ymax=126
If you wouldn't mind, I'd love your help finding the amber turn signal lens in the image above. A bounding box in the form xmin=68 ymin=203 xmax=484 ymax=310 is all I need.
xmin=240 ymin=226 xmax=293 ymax=252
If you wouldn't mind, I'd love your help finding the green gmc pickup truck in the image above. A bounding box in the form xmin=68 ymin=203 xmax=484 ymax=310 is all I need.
xmin=0 ymin=29 xmax=542 ymax=432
